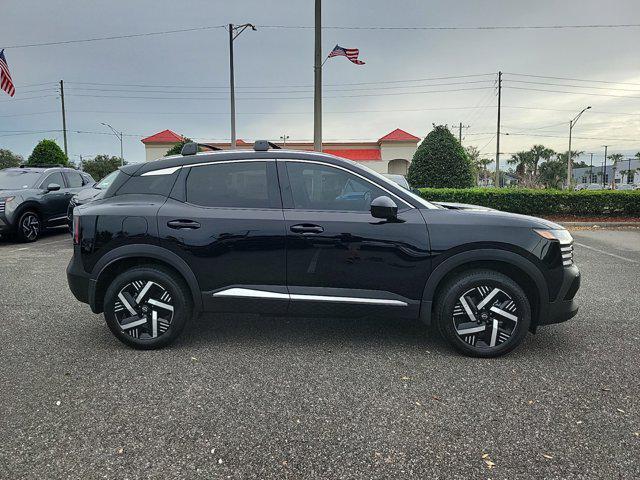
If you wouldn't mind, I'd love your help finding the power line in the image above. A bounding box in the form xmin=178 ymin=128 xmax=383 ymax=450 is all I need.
xmin=502 ymin=105 xmax=640 ymax=116
xmin=0 ymin=94 xmax=57 ymax=102
xmin=505 ymin=131 xmax=639 ymax=142
xmin=504 ymin=72 xmax=640 ymax=87
xmin=505 ymin=86 xmax=640 ymax=99
xmin=505 ymin=79 xmax=640 ymax=93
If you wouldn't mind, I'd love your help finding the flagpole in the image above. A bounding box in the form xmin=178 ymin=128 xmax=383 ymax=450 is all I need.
xmin=313 ymin=0 xmax=322 ymax=152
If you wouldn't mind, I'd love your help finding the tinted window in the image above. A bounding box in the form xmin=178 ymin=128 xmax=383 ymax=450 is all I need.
xmin=81 ymin=173 xmax=95 ymax=185
xmin=95 ymin=171 xmax=118 ymax=190
xmin=286 ymin=162 xmax=386 ymax=212
xmin=65 ymin=171 xmax=84 ymax=188
xmin=41 ymin=172 xmax=65 ymax=188
xmin=116 ymin=173 xmax=176 ymax=196
xmin=186 ymin=161 xmax=276 ymax=208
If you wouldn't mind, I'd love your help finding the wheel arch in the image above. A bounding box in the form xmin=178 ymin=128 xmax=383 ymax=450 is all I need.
xmin=419 ymin=249 xmax=549 ymax=329
xmin=89 ymin=244 xmax=202 ymax=314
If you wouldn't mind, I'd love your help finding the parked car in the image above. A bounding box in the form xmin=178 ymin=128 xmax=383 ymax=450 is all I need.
xmin=585 ymin=183 xmax=611 ymax=191
xmin=616 ymin=183 xmax=639 ymax=191
xmin=67 ymin=170 xmax=119 ymax=227
xmin=0 ymin=165 xmax=94 ymax=242
xmin=574 ymin=183 xmax=588 ymax=191
xmin=383 ymin=174 xmax=494 ymax=211
xmin=67 ymin=142 xmax=580 ymax=357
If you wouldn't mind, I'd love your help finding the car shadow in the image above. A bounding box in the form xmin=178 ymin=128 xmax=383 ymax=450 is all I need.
xmin=0 ymin=226 xmax=69 ymax=244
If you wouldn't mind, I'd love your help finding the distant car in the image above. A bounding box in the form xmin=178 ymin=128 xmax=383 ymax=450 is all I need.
xmin=67 ymin=170 xmax=119 ymax=227
xmin=616 ymin=184 xmax=639 ymax=191
xmin=382 ymin=174 xmax=495 ymax=211
xmin=585 ymin=183 xmax=610 ymax=191
xmin=574 ymin=183 xmax=588 ymax=191
xmin=0 ymin=165 xmax=94 ymax=242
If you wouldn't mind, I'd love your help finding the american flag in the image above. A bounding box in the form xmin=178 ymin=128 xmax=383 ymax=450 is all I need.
xmin=0 ymin=50 xmax=15 ymax=97
xmin=327 ymin=45 xmax=365 ymax=65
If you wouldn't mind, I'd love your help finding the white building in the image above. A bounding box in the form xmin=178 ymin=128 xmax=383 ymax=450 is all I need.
xmin=141 ymin=128 xmax=421 ymax=175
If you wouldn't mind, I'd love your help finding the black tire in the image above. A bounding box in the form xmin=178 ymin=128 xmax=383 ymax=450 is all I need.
xmin=435 ymin=269 xmax=531 ymax=358
xmin=103 ymin=265 xmax=192 ymax=349
xmin=15 ymin=210 xmax=41 ymax=242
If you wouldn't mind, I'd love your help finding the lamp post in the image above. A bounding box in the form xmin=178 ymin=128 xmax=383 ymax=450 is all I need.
xmin=101 ymin=122 xmax=124 ymax=165
xmin=228 ymin=23 xmax=257 ymax=149
xmin=280 ymin=134 xmax=290 ymax=147
xmin=566 ymin=106 xmax=591 ymax=188
xmin=602 ymin=145 xmax=608 ymax=188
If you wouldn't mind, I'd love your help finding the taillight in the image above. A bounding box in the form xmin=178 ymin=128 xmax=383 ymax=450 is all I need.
xmin=73 ymin=216 xmax=80 ymax=245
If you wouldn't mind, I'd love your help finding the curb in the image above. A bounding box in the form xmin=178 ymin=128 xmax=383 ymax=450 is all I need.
xmin=559 ymin=222 xmax=640 ymax=227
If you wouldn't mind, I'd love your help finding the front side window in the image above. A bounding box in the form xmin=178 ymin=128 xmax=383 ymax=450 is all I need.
xmin=65 ymin=171 xmax=84 ymax=188
xmin=285 ymin=162 xmax=387 ymax=212
xmin=186 ymin=161 xmax=277 ymax=208
xmin=41 ymin=172 xmax=65 ymax=188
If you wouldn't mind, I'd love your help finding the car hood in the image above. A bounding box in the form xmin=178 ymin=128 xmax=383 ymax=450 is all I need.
xmin=433 ymin=201 xmax=495 ymax=211
xmin=445 ymin=208 xmax=564 ymax=230
xmin=72 ymin=187 xmax=103 ymax=204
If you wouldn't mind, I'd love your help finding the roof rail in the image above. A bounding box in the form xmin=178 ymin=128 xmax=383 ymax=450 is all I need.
xmin=181 ymin=142 xmax=222 ymax=156
xmin=253 ymin=140 xmax=281 ymax=151
xmin=19 ymin=164 xmax=65 ymax=168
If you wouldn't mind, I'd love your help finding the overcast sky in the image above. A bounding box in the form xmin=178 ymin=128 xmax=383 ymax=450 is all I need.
xmin=1 ymin=0 xmax=639 ymax=166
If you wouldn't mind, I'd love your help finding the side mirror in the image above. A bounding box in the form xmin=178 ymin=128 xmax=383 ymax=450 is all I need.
xmin=370 ymin=195 xmax=398 ymax=220
xmin=47 ymin=183 xmax=61 ymax=192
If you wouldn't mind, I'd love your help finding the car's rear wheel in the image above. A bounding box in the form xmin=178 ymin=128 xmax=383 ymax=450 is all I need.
xmin=435 ymin=269 xmax=531 ymax=357
xmin=103 ymin=266 xmax=192 ymax=349
xmin=16 ymin=210 xmax=41 ymax=242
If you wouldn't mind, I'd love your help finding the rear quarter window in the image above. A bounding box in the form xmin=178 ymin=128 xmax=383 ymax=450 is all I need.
xmin=115 ymin=172 xmax=177 ymax=197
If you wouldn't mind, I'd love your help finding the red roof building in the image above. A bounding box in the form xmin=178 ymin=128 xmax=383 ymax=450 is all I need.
xmin=141 ymin=128 xmax=421 ymax=175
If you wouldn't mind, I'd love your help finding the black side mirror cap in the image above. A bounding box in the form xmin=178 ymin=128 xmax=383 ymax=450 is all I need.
xmin=47 ymin=183 xmax=61 ymax=192
xmin=370 ymin=195 xmax=398 ymax=220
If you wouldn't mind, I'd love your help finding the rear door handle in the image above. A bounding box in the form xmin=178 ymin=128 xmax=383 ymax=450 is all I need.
xmin=290 ymin=224 xmax=324 ymax=234
xmin=167 ymin=219 xmax=201 ymax=230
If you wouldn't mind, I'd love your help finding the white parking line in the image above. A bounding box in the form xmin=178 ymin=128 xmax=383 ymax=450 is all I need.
xmin=575 ymin=242 xmax=640 ymax=265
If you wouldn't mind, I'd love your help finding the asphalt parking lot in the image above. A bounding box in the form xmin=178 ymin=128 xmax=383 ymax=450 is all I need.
xmin=1 ymin=228 xmax=638 ymax=479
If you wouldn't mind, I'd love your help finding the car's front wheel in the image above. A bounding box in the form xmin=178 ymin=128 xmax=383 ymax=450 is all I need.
xmin=435 ymin=269 xmax=531 ymax=357
xmin=16 ymin=210 xmax=41 ymax=242
xmin=103 ymin=265 xmax=192 ymax=349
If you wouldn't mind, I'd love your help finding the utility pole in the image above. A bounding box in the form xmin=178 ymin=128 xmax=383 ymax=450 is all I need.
xmin=228 ymin=23 xmax=256 ymax=149
xmin=495 ymin=71 xmax=502 ymax=188
xmin=567 ymin=106 xmax=591 ymax=188
xmin=589 ymin=153 xmax=593 ymax=183
xmin=602 ymin=145 xmax=608 ymax=188
xmin=60 ymin=80 xmax=68 ymax=157
xmin=628 ymin=157 xmax=632 ymax=184
xmin=313 ymin=0 xmax=322 ymax=151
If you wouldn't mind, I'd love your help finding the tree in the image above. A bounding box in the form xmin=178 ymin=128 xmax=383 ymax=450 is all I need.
xmin=538 ymin=159 xmax=566 ymax=189
xmin=477 ymin=158 xmax=493 ymax=185
xmin=0 ymin=149 xmax=23 ymax=169
xmin=608 ymin=153 xmax=624 ymax=188
xmin=27 ymin=139 xmax=68 ymax=166
xmin=164 ymin=136 xmax=191 ymax=156
xmin=407 ymin=125 xmax=475 ymax=188
xmin=81 ymin=155 xmax=124 ymax=180
xmin=507 ymin=150 xmax=537 ymax=186
xmin=529 ymin=145 xmax=555 ymax=176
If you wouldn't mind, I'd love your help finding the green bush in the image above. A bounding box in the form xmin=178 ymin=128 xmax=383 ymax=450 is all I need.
xmin=407 ymin=125 xmax=475 ymax=188
xmin=418 ymin=188 xmax=640 ymax=216
xmin=28 ymin=139 xmax=68 ymax=166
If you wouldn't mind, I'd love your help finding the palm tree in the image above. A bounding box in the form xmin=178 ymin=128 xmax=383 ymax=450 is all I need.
xmin=608 ymin=153 xmax=624 ymax=189
xmin=529 ymin=145 xmax=555 ymax=176
xmin=508 ymin=151 xmax=535 ymax=186
xmin=477 ymin=158 xmax=493 ymax=185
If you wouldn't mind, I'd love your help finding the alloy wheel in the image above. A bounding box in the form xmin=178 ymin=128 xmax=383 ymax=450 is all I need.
xmin=452 ymin=285 xmax=518 ymax=349
xmin=113 ymin=280 xmax=174 ymax=339
xmin=21 ymin=213 xmax=40 ymax=241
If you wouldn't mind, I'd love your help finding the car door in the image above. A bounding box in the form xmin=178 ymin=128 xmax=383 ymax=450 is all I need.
xmin=279 ymin=159 xmax=431 ymax=320
xmin=39 ymin=171 xmax=69 ymax=225
xmin=156 ymin=158 xmax=288 ymax=314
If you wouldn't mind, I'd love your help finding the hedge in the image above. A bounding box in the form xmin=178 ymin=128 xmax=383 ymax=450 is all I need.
xmin=418 ymin=188 xmax=640 ymax=216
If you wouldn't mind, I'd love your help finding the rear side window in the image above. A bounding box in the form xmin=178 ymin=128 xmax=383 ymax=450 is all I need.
xmin=65 ymin=171 xmax=84 ymax=188
xmin=115 ymin=173 xmax=176 ymax=196
xmin=185 ymin=161 xmax=278 ymax=208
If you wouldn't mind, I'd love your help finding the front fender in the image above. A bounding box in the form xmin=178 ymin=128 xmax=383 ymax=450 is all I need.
xmin=419 ymin=248 xmax=549 ymax=326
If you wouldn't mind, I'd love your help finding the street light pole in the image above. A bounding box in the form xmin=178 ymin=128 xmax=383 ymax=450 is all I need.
xmin=567 ymin=106 xmax=591 ymax=188
xmin=280 ymin=134 xmax=289 ymax=147
xmin=602 ymin=145 xmax=608 ymax=188
xmin=101 ymin=122 xmax=124 ymax=166
xmin=228 ymin=23 xmax=256 ymax=149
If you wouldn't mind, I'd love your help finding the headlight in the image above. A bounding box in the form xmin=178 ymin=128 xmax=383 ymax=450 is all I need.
xmin=534 ymin=228 xmax=573 ymax=244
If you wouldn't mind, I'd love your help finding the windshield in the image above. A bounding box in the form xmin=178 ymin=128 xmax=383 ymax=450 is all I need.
xmin=95 ymin=171 xmax=118 ymax=190
xmin=0 ymin=170 xmax=42 ymax=190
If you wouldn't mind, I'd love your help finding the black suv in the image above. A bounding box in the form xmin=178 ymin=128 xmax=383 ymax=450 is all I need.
xmin=0 ymin=165 xmax=94 ymax=242
xmin=67 ymin=142 xmax=580 ymax=357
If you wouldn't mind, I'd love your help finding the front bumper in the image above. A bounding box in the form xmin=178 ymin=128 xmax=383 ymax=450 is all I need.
xmin=538 ymin=264 xmax=580 ymax=326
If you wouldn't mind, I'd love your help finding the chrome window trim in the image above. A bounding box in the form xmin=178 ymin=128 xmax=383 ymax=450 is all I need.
xmin=284 ymin=159 xmax=414 ymax=210
xmin=213 ymin=287 xmax=408 ymax=307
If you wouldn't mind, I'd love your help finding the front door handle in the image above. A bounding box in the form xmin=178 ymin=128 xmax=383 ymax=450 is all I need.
xmin=290 ymin=224 xmax=324 ymax=234
xmin=167 ymin=219 xmax=201 ymax=230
